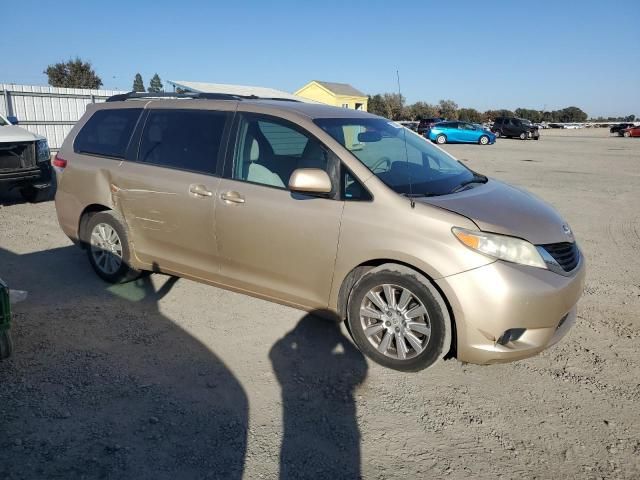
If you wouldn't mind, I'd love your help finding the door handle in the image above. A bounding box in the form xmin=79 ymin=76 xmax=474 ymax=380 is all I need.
xmin=189 ymin=184 xmax=213 ymax=197
xmin=220 ymin=191 xmax=245 ymax=204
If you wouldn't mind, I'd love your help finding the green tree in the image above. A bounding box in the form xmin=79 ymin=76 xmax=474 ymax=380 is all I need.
xmin=457 ymin=108 xmax=483 ymax=123
xmin=483 ymin=109 xmax=515 ymax=122
xmin=44 ymin=57 xmax=102 ymax=89
xmin=515 ymin=108 xmax=542 ymax=123
xmin=148 ymin=73 xmax=163 ymax=93
xmin=406 ymin=101 xmax=438 ymax=120
xmin=556 ymin=106 xmax=587 ymax=122
xmin=437 ymin=99 xmax=458 ymax=120
xmin=381 ymin=93 xmax=405 ymax=120
xmin=132 ymin=73 xmax=145 ymax=92
xmin=367 ymin=94 xmax=386 ymax=117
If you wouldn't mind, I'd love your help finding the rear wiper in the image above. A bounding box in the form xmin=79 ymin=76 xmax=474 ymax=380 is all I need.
xmin=449 ymin=173 xmax=488 ymax=193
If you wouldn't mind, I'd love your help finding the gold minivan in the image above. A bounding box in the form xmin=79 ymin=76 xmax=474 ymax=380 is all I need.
xmin=54 ymin=92 xmax=585 ymax=371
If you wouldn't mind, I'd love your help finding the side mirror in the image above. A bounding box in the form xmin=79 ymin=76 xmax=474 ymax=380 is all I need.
xmin=288 ymin=168 xmax=332 ymax=195
xmin=7 ymin=116 xmax=19 ymax=125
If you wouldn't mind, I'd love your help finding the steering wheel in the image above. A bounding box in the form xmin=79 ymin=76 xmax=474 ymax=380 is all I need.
xmin=370 ymin=156 xmax=391 ymax=173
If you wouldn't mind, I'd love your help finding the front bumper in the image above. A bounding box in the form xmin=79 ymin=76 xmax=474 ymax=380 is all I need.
xmin=436 ymin=255 xmax=585 ymax=364
xmin=0 ymin=162 xmax=52 ymax=191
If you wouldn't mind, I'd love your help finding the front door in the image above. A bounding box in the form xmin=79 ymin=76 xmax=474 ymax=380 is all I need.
xmin=214 ymin=113 xmax=344 ymax=308
xmin=113 ymin=108 xmax=230 ymax=278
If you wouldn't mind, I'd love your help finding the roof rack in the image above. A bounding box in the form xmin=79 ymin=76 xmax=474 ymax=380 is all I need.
xmin=105 ymin=91 xmax=300 ymax=103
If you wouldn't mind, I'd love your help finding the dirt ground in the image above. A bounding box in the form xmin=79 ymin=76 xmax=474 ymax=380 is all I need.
xmin=1 ymin=128 xmax=639 ymax=479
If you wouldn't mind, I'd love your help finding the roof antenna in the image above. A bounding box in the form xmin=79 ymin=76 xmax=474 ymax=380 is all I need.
xmin=397 ymin=69 xmax=415 ymax=208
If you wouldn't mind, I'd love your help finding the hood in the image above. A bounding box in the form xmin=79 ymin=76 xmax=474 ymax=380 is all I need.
xmin=0 ymin=125 xmax=42 ymax=143
xmin=417 ymin=179 xmax=573 ymax=245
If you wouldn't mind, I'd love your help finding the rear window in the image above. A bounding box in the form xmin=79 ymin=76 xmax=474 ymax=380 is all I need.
xmin=74 ymin=108 xmax=142 ymax=158
xmin=137 ymin=109 xmax=228 ymax=174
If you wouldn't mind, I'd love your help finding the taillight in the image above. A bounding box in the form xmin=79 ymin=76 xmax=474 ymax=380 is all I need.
xmin=52 ymin=154 xmax=67 ymax=169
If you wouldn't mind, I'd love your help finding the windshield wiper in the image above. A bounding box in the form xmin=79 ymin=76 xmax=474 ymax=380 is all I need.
xmin=400 ymin=192 xmax=438 ymax=198
xmin=449 ymin=173 xmax=488 ymax=193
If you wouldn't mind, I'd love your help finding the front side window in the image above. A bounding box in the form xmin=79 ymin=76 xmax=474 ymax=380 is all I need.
xmin=231 ymin=115 xmax=332 ymax=190
xmin=74 ymin=108 xmax=142 ymax=158
xmin=315 ymin=118 xmax=474 ymax=197
xmin=137 ymin=110 xmax=228 ymax=174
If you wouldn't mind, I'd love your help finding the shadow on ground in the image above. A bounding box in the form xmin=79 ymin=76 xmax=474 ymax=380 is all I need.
xmin=270 ymin=314 xmax=368 ymax=479
xmin=0 ymin=244 xmax=369 ymax=479
xmin=0 ymin=245 xmax=248 ymax=479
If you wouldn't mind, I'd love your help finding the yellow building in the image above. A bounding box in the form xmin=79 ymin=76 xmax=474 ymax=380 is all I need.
xmin=294 ymin=81 xmax=368 ymax=111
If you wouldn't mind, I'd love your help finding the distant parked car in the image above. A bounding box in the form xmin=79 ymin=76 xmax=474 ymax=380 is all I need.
xmin=621 ymin=125 xmax=640 ymax=137
xmin=492 ymin=117 xmax=540 ymax=140
xmin=0 ymin=113 xmax=54 ymax=202
xmin=610 ymin=123 xmax=634 ymax=135
xmin=397 ymin=121 xmax=419 ymax=132
xmin=428 ymin=121 xmax=496 ymax=145
xmin=417 ymin=117 xmax=445 ymax=136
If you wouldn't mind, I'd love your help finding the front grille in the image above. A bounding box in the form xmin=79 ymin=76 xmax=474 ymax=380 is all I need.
xmin=541 ymin=242 xmax=580 ymax=272
xmin=0 ymin=142 xmax=37 ymax=171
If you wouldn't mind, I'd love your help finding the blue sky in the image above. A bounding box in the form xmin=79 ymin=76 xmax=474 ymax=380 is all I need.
xmin=5 ymin=0 xmax=639 ymax=117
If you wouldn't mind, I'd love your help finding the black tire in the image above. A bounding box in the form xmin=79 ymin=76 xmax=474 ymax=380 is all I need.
xmin=478 ymin=135 xmax=490 ymax=145
xmin=494 ymin=130 xmax=501 ymax=138
xmin=519 ymin=132 xmax=527 ymax=140
xmin=346 ymin=264 xmax=451 ymax=372
xmin=0 ymin=330 xmax=13 ymax=360
xmin=436 ymin=134 xmax=447 ymax=145
xmin=534 ymin=135 xmax=540 ymax=140
xmin=84 ymin=211 xmax=143 ymax=284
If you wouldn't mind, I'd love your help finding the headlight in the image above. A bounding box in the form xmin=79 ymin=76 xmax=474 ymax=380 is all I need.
xmin=452 ymin=227 xmax=547 ymax=269
xmin=36 ymin=139 xmax=50 ymax=163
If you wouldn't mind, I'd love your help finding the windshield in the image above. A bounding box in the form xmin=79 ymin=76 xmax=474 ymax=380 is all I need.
xmin=315 ymin=117 xmax=475 ymax=196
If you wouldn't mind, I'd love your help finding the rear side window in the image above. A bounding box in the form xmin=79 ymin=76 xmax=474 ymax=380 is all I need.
xmin=137 ymin=110 xmax=228 ymax=175
xmin=74 ymin=108 xmax=142 ymax=158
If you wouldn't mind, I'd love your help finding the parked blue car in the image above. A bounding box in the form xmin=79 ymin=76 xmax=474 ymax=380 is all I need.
xmin=427 ymin=121 xmax=496 ymax=145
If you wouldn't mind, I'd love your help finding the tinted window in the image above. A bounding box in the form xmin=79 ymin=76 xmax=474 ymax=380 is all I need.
xmin=138 ymin=110 xmax=227 ymax=174
xmin=231 ymin=115 xmax=331 ymax=190
xmin=74 ymin=108 xmax=142 ymax=158
xmin=258 ymin=121 xmax=309 ymax=156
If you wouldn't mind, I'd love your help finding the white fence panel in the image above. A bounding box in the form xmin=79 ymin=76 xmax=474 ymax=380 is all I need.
xmin=1 ymin=84 xmax=126 ymax=149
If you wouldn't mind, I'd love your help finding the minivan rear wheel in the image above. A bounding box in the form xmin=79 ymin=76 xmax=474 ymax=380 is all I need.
xmin=85 ymin=211 xmax=143 ymax=284
xmin=347 ymin=264 xmax=451 ymax=372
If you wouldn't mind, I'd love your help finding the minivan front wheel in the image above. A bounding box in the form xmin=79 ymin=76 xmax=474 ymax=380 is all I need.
xmin=347 ymin=264 xmax=451 ymax=372
xmin=85 ymin=211 xmax=143 ymax=283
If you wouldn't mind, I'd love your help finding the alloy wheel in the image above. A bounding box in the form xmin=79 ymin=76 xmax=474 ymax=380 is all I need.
xmin=90 ymin=223 xmax=123 ymax=275
xmin=359 ymin=284 xmax=431 ymax=360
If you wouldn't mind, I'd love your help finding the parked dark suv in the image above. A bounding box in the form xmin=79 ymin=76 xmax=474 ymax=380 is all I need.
xmin=417 ymin=117 xmax=445 ymax=136
xmin=492 ymin=117 xmax=540 ymax=140
xmin=0 ymin=113 xmax=54 ymax=202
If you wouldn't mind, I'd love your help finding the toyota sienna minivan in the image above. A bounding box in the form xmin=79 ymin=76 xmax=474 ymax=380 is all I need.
xmin=54 ymin=92 xmax=585 ymax=371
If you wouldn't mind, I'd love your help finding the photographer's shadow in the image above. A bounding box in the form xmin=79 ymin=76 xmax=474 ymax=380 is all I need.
xmin=269 ymin=313 xmax=368 ymax=480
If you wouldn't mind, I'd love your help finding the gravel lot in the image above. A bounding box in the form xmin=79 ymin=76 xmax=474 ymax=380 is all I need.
xmin=1 ymin=129 xmax=639 ymax=479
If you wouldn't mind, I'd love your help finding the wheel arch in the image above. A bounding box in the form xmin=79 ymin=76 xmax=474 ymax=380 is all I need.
xmin=78 ymin=204 xmax=112 ymax=248
xmin=336 ymin=258 xmax=457 ymax=359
